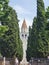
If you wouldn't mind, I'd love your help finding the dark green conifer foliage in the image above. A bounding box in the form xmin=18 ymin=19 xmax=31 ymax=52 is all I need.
xmin=0 ymin=0 xmax=23 ymax=61
xmin=26 ymin=0 xmax=49 ymax=61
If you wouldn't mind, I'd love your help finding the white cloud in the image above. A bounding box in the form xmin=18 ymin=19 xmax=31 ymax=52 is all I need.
xmin=9 ymin=4 xmax=33 ymax=30
xmin=12 ymin=5 xmax=31 ymax=15
xmin=12 ymin=5 xmax=33 ymax=29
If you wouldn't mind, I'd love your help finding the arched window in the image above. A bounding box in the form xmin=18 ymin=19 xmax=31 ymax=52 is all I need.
xmin=22 ymin=34 xmax=24 ymax=37
xmin=25 ymin=34 xmax=27 ymax=38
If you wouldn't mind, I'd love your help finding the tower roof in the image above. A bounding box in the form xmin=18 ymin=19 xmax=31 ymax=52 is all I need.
xmin=22 ymin=19 xmax=27 ymax=29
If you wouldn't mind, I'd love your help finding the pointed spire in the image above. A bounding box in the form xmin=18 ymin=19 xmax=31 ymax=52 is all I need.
xmin=22 ymin=19 xmax=27 ymax=29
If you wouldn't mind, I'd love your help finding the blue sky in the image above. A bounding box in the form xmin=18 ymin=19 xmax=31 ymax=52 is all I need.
xmin=9 ymin=0 xmax=49 ymax=28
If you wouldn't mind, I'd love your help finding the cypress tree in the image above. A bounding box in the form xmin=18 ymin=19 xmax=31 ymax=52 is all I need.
xmin=26 ymin=17 xmax=38 ymax=61
xmin=36 ymin=0 xmax=48 ymax=58
xmin=26 ymin=26 xmax=32 ymax=61
xmin=0 ymin=0 xmax=23 ymax=61
xmin=45 ymin=7 xmax=49 ymax=55
xmin=26 ymin=0 xmax=48 ymax=61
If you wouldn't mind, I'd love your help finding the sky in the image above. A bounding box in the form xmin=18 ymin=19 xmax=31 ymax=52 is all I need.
xmin=9 ymin=0 xmax=49 ymax=28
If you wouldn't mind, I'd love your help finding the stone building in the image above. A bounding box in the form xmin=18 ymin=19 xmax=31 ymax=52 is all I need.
xmin=20 ymin=19 xmax=29 ymax=65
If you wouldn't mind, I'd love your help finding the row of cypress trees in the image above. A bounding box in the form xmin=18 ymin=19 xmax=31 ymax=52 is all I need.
xmin=26 ymin=0 xmax=49 ymax=61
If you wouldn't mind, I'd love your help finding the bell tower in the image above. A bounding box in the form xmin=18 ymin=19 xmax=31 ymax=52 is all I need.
xmin=20 ymin=19 xmax=28 ymax=65
xmin=21 ymin=19 xmax=28 ymax=39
